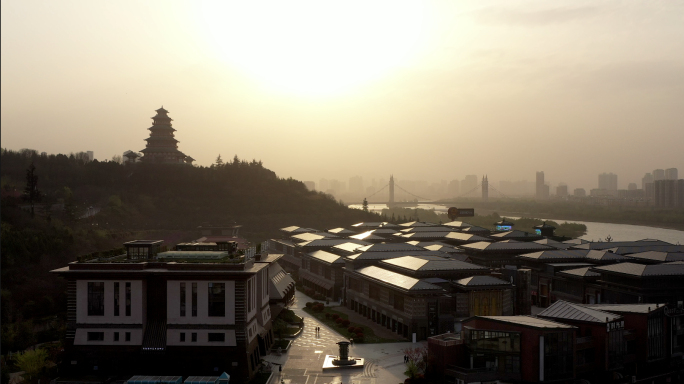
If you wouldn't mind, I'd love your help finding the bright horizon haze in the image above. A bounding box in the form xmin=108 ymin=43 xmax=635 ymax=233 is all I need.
xmin=2 ymin=0 xmax=683 ymax=191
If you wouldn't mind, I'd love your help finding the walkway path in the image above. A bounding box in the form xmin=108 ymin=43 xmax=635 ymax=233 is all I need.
xmin=332 ymin=306 xmax=407 ymax=341
xmin=264 ymin=291 xmax=424 ymax=384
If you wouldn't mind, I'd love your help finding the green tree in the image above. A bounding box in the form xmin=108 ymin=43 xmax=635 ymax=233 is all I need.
xmin=215 ymin=154 xmax=224 ymax=167
xmin=362 ymin=198 xmax=368 ymax=212
xmin=273 ymin=318 xmax=288 ymax=340
xmin=22 ymin=162 xmax=42 ymax=216
xmin=15 ymin=348 xmax=48 ymax=380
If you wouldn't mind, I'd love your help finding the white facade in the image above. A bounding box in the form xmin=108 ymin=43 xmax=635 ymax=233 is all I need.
xmin=166 ymin=280 xmax=236 ymax=324
xmin=76 ymin=280 xmax=145 ymax=324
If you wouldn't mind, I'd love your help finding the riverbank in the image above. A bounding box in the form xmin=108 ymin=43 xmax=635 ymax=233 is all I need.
xmin=474 ymin=208 xmax=684 ymax=232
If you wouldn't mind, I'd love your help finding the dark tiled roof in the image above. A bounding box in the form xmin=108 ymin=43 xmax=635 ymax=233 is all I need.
xmin=398 ymin=221 xmax=439 ymax=227
xmin=380 ymin=256 xmax=487 ymax=272
xmin=422 ymin=244 xmax=464 ymax=254
xmin=443 ymin=221 xmax=472 ymax=228
xmin=298 ymin=239 xmax=370 ymax=248
xmin=461 ymin=241 xmax=553 ymax=252
xmin=558 ymin=267 xmax=600 ymax=278
xmin=349 ymin=250 xmax=451 ymax=261
xmin=279 ymin=226 xmax=317 ymax=234
xmin=623 ymin=251 xmax=684 ymax=262
xmin=326 ymin=227 xmax=357 ymax=235
xmin=400 ymin=226 xmax=456 ymax=233
xmin=571 ymin=240 xmax=672 ymax=250
xmin=291 ymin=232 xmax=338 ymax=242
xmin=592 ymin=262 xmax=684 ymax=277
xmin=490 ymin=230 xmax=543 ymax=240
xmin=351 ymin=222 xmax=399 ymax=229
xmin=355 ymin=243 xmax=426 ymax=253
xmin=584 ymin=303 xmax=667 ymax=314
xmin=534 ymin=239 xmax=572 ymax=250
xmin=538 ymin=300 xmax=621 ymax=323
xmin=461 ymin=226 xmax=490 ymax=233
xmin=454 ymin=275 xmax=511 ymax=287
xmin=518 ymin=249 xmax=590 ymax=260
xmin=605 ymin=245 xmax=684 ymax=255
xmin=349 ymin=231 xmax=387 ymax=241
xmin=354 ymin=266 xmax=444 ymax=291
xmin=399 ymin=232 xmax=454 ymax=240
xmin=444 ymin=232 xmax=490 ymax=242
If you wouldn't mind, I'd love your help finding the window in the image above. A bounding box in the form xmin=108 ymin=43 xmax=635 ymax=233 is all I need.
xmin=114 ymin=282 xmax=120 ymax=316
xmin=208 ymin=333 xmax=225 ymax=342
xmin=247 ymin=279 xmax=252 ymax=312
xmin=369 ymin=284 xmax=380 ymax=300
xmin=114 ymin=332 xmax=119 ymax=341
xmin=192 ymin=283 xmax=197 ymax=317
xmin=125 ymin=282 xmax=131 ymax=316
xmin=125 ymin=332 xmax=131 ymax=342
xmin=208 ymin=283 xmax=226 ymax=317
xmin=544 ymin=332 xmax=573 ymax=380
xmin=180 ymin=282 xmax=186 ymax=317
xmin=87 ymin=332 xmax=104 ymax=341
xmin=393 ymin=293 xmax=405 ymax=311
xmin=180 ymin=333 xmax=186 ymax=342
xmin=87 ymin=282 xmax=105 ymax=316
xmin=192 ymin=332 xmax=197 ymax=342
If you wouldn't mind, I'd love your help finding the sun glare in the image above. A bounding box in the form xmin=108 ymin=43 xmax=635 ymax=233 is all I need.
xmin=197 ymin=1 xmax=429 ymax=97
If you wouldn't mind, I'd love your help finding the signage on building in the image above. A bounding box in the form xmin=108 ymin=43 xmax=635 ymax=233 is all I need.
xmin=607 ymin=320 xmax=624 ymax=332
xmin=448 ymin=207 xmax=474 ymax=220
xmin=665 ymin=306 xmax=684 ymax=317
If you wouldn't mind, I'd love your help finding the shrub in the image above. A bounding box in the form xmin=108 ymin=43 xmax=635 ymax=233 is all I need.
xmin=354 ymin=327 xmax=363 ymax=333
xmin=313 ymin=304 xmax=324 ymax=312
xmin=331 ymin=314 xmax=340 ymax=320
xmin=335 ymin=318 xmax=343 ymax=324
xmin=341 ymin=319 xmax=350 ymax=327
xmin=347 ymin=326 xmax=356 ymax=333
xmin=355 ymin=332 xmax=364 ymax=340
xmin=305 ymin=302 xmax=313 ymax=308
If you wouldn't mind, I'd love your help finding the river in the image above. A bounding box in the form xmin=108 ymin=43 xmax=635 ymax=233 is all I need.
xmin=348 ymin=204 xmax=684 ymax=244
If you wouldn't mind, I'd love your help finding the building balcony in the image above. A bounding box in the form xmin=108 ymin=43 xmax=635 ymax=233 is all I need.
xmin=575 ymin=335 xmax=595 ymax=349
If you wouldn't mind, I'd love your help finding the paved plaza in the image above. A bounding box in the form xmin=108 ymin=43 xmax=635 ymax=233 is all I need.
xmin=265 ymin=291 xmax=424 ymax=384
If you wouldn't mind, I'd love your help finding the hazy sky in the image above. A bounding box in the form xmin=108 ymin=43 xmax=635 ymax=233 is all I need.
xmin=2 ymin=0 xmax=683 ymax=191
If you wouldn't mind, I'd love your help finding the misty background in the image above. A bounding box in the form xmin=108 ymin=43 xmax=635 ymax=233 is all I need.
xmin=2 ymin=0 xmax=683 ymax=195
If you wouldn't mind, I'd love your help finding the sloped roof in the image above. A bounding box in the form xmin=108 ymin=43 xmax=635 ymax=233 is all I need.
xmin=349 ymin=250 xmax=450 ymax=261
xmin=474 ymin=316 xmax=575 ymax=329
xmin=354 ymin=266 xmax=443 ymax=291
xmin=623 ymin=251 xmax=684 ymax=262
xmin=349 ymin=231 xmax=387 ymax=241
xmin=604 ymin=245 xmax=684 ymax=255
xmin=534 ymin=239 xmax=572 ymax=250
xmin=399 ymin=232 xmax=454 ymax=240
xmin=297 ymin=239 xmax=370 ymax=248
xmin=326 ymin=227 xmax=356 ymax=235
xmin=538 ymin=300 xmax=621 ymax=323
xmin=332 ymin=241 xmax=372 ymax=254
xmin=592 ymin=262 xmax=684 ymax=277
xmin=454 ymin=275 xmax=511 ymax=287
xmin=558 ymin=267 xmax=600 ymax=278
xmin=571 ymin=240 xmax=672 ymax=251
xmin=307 ymin=250 xmax=344 ymax=264
xmin=351 ymin=222 xmax=399 ymax=229
xmin=563 ymin=238 xmax=590 ymax=245
xmin=518 ymin=249 xmax=590 ymax=260
xmin=460 ymin=241 xmax=553 ymax=252
xmin=400 ymin=226 xmax=455 ymax=233
xmin=461 ymin=226 xmax=490 ymax=233
xmin=490 ymin=230 xmax=542 ymax=239
xmin=291 ymin=232 xmax=337 ymax=242
xmin=422 ymin=244 xmax=464 ymax=253
xmin=584 ymin=303 xmax=667 ymax=314
xmin=280 ymin=226 xmax=316 ymax=234
xmin=355 ymin=243 xmax=426 ymax=253
xmin=443 ymin=221 xmax=472 ymax=228
xmin=444 ymin=232 xmax=490 ymax=242
xmin=398 ymin=221 xmax=439 ymax=227
xmin=381 ymin=256 xmax=487 ymax=272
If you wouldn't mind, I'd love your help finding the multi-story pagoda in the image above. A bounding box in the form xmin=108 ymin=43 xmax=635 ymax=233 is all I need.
xmin=140 ymin=107 xmax=193 ymax=164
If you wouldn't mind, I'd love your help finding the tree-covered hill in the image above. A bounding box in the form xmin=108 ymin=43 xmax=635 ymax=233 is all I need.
xmin=1 ymin=148 xmax=380 ymax=353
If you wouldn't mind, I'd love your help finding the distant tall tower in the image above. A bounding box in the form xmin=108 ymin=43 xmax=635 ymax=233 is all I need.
xmin=389 ymin=175 xmax=395 ymax=206
xmin=140 ymin=106 xmax=193 ymax=164
xmin=482 ymin=175 xmax=489 ymax=202
xmin=536 ymin=171 xmax=548 ymax=199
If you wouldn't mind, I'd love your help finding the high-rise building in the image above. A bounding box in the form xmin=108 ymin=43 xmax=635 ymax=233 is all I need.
xmin=665 ymin=168 xmax=679 ymax=180
xmin=556 ymin=184 xmax=568 ymax=197
xmin=482 ymin=175 xmax=489 ymax=202
xmin=655 ymin=179 xmax=677 ymax=207
xmin=628 ymin=183 xmax=637 ymax=191
xmin=642 ymin=173 xmax=654 ymax=189
xmin=448 ymin=180 xmax=459 ymax=197
xmin=536 ymin=172 xmax=549 ymax=199
xmin=86 ymin=151 xmax=94 ymax=162
xmin=653 ymin=169 xmax=665 ymax=181
xmin=303 ymin=181 xmax=315 ymax=191
xmin=389 ymin=175 xmax=395 ymax=205
xmin=461 ymin=175 xmax=478 ymax=196
xmin=574 ymin=188 xmax=586 ymax=197
xmin=598 ymin=172 xmax=618 ymax=191
xmin=348 ymin=176 xmax=364 ymax=195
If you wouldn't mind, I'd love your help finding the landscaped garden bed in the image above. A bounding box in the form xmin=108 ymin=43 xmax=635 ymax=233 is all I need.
xmin=302 ymin=301 xmax=399 ymax=343
xmin=270 ymin=338 xmax=292 ymax=352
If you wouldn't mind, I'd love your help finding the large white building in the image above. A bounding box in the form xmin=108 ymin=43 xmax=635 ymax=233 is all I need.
xmin=52 ymin=239 xmax=293 ymax=379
